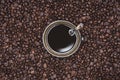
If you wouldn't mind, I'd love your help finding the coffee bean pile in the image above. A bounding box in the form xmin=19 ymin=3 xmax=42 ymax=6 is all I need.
xmin=0 ymin=0 xmax=120 ymax=80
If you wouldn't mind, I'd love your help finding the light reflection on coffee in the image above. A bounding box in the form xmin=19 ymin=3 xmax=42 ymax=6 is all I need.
xmin=58 ymin=43 xmax=74 ymax=53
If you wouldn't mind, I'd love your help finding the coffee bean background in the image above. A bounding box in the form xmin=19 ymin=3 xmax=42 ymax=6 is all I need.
xmin=0 ymin=0 xmax=120 ymax=80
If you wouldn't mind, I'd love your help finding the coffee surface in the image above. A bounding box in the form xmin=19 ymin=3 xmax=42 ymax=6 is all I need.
xmin=48 ymin=24 xmax=76 ymax=53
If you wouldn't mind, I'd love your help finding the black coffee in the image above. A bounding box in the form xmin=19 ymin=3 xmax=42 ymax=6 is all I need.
xmin=48 ymin=24 xmax=76 ymax=53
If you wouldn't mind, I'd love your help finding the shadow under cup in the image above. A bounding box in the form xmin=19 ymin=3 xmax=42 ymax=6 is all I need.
xmin=42 ymin=20 xmax=81 ymax=57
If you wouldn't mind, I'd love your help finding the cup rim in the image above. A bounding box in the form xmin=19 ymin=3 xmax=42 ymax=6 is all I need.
xmin=42 ymin=20 xmax=81 ymax=57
